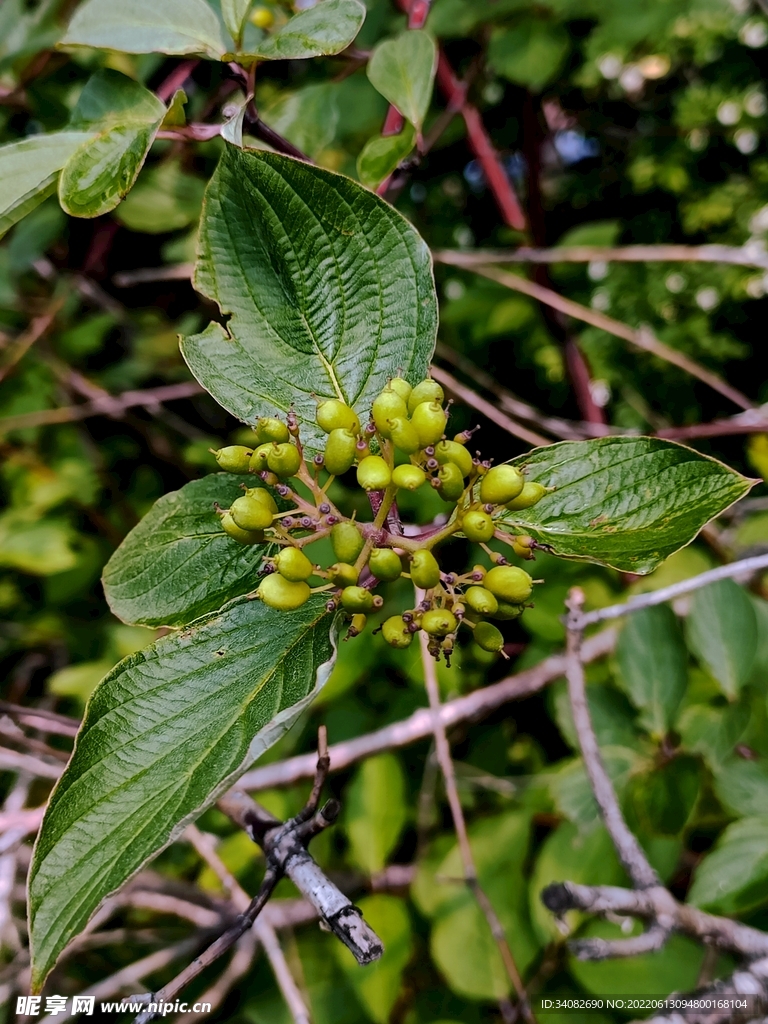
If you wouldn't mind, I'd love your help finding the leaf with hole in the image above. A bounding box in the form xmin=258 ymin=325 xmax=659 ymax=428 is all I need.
xmin=367 ymin=29 xmax=437 ymax=130
xmin=238 ymin=0 xmax=365 ymax=61
xmin=182 ymin=146 xmax=437 ymax=453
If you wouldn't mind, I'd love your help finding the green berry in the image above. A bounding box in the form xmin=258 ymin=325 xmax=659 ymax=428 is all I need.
xmin=214 ymin=445 xmax=253 ymax=473
xmin=328 ymin=562 xmax=359 ymax=587
xmin=246 ymin=487 xmax=278 ymax=515
xmin=506 ymin=482 xmax=549 ymax=511
xmin=267 ymin=442 xmax=301 ymax=479
xmin=369 ymin=547 xmax=403 ymax=582
xmin=221 ymin=512 xmax=263 ymax=545
xmin=274 ymin=547 xmax=314 ymax=582
xmin=484 ymin=565 xmax=533 ymax=603
xmin=258 ymin=573 xmax=311 ymax=611
xmin=357 ymin=455 xmax=392 ymax=491
xmin=407 ymin=379 xmax=444 ymax=415
xmin=388 ymin=377 xmax=412 ymax=403
xmin=372 ymin=389 xmax=408 ymax=436
xmin=410 ymin=549 xmax=441 ymax=589
xmin=474 ymin=621 xmax=504 ymax=652
xmin=411 ymin=400 xmax=447 ymax=447
xmin=255 ymin=417 xmax=289 ymax=444
xmin=249 ymin=443 xmax=273 ymax=473
xmin=491 ymin=600 xmax=525 ymax=621
xmin=230 ymin=494 xmax=274 ymax=531
xmin=323 ymin=428 xmax=358 ymax=476
xmin=422 ymin=608 xmax=457 ymax=637
xmin=388 ymin=416 xmax=421 ymax=455
xmin=462 ymin=510 xmax=495 ymax=543
xmin=348 ymin=613 xmax=367 ymax=637
xmin=479 ymin=464 xmax=525 ymax=505
xmin=464 ymin=586 xmax=498 ymax=616
xmin=435 ymin=439 xmax=473 ymax=478
xmin=392 ymin=464 xmax=426 ymax=491
xmin=437 ymin=462 xmax=465 ymax=501
xmin=340 ymin=586 xmax=374 ymax=612
xmin=316 ymin=399 xmax=360 ymax=434
xmin=382 ymin=615 xmax=413 ymax=648
xmin=331 ymin=522 xmax=365 ymax=564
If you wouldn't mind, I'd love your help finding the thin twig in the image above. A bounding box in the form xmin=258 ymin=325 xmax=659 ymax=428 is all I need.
xmin=0 ymin=747 xmax=61 ymax=780
xmin=0 ymin=703 xmax=79 ymax=737
xmin=113 ymin=264 xmax=195 ymax=287
xmin=0 ymin=313 xmax=56 ymax=383
xmin=433 ymin=244 xmax=768 ymax=271
xmin=418 ymin=627 xmax=535 ymax=1023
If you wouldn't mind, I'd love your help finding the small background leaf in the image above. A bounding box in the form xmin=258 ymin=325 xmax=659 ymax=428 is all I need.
xmin=367 ymin=30 xmax=437 ymax=130
xmin=357 ymin=126 xmax=416 ymax=189
xmin=616 ymin=604 xmax=688 ymax=734
xmin=222 ymin=0 xmax=250 ymax=44
xmin=686 ymin=579 xmax=757 ymax=699
xmin=688 ymin=816 xmax=768 ymax=914
xmin=345 ymin=753 xmax=407 ymax=874
xmin=261 ymin=83 xmax=340 ymax=159
xmin=488 ymin=20 xmax=570 ymax=92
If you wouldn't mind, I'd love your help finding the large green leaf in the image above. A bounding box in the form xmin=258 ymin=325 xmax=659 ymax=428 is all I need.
xmin=102 ymin=474 xmax=279 ymax=628
xmin=367 ymin=30 xmax=437 ymax=130
xmin=59 ymin=70 xmax=166 ymax=218
xmin=686 ymin=579 xmax=757 ymax=699
xmin=182 ymin=146 xmax=437 ymax=454
xmin=28 ymin=595 xmax=337 ymax=990
xmin=616 ymin=605 xmax=688 ymax=735
xmin=688 ymin=816 xmax=768 ymax=914
xmin=496 ymin=438 xmax=754 ymax=574
xmin=0 ymin=133 xmax=94 ymax=238
xmin=238 ymin=0 xmax=365 ymax=61
xmin=60 ymin=0 xmax=228 ymax=59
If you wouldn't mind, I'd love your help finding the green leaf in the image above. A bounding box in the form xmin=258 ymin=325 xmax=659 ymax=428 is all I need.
xmin=357 ymin=126 xmax=416 ymax=189
xmin=616 ymin=605 xmax=688 ymax=735
xmin=686 ymin=580 xmax=757 ymax=699
xmin=626 ymin=756 xmax=700 ymax=836
xmin=240 ymin=0 xmax=365 ymax=61
xmin=688 ymin=817 xmax=768 ymax=914
xmin=488 ymin=20 xmax=570 ymax=92
xmin=496 ymin=438 xmax=754 ymax=574
xmin=0 ymin=133 xmax=94 ymax=238
xmin=182 ymin=147 xmax=437 ymax=454
xmin=0 ymin=515 xmax=78 ymax=575
xmin=711 ymin=757 xmax=768 ymax=818
xmin=222 ymin=0 xmax=250 ymax=44
xmin=262 ymin=83 xmax=340 ymax=160
xmin=102 ymin=474 xmax=279 ymax=628
xmin=550 ymin=748 xmax=640 ymax=830
xmin=58 ymin=70 xmax=166 ymax=218
xmin=367 ymin=30 xmax=437 ymax=130
xmin=114 ymin=158 xmax=205 ymax=233
xmin=162 ymin=88 xmax=188 ymax=128
xmin=28 ymin=595 xmax=336 ymax=990
xmin=344 ymin=753 xmax=407 ymax=874
xmin=678 ymin=702 xmax=749 ymax=769
xmin=60 ymin=0 xmax=228 ymax=58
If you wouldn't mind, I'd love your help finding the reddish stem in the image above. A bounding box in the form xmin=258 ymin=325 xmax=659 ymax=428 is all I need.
xmin=156 ymin=60 xmax=199 ymax=103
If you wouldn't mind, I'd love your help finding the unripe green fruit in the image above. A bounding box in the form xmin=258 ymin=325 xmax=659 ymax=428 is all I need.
xmin=474 ymin=620 xmax=504 ymax=652
xmin=249 ymin=443 xmax=273 ymax=473
xmin=465 ymin=586 xmax=499 ymax=616
xmin=340 ymin=586 xmax=374 ymax=612
xmin=255 ymin=417 xmax=289 ymax=444
xmin=348 ymin=613 xmax=367 ymax=637
xmin=214 ymin=445 xmax=253 ymax=473
xmin=435 ymin=439 xmax=473 ymax=478
xmin=407 ymin=378 xmax=444 ymax=414
xmin=510 ymin=535 xmax=535 ymax=559
xmin=323 ymin=428 xmax=357 ymax=476
xmin=231 ymin=494 xmax=274 ymax=531
xmin=328 ymin=562 xmax=359 ymax=588
xmin=369 ymin=547 xmax=403 ymax=582
xmin=246 ymin=487 xmax=278 ymax=515
xmin=331 ymin=522 xmax=365 ymax=564
xmin=258 ymin=574 xmax=311 ymax=611
xmin=316 ymin=399 xmax=360 ymax=434
xmin=437 ymin=462 xmax=465 ymax=501
xmin=422 ymin=608 xmax=457 ymax=637
xmin=388 ymin=416 xmax=421 ymax=454
xmin=357 ymin=455 xmax=392 ymax=491
xmin=411 ymin=400 xmax=447 ymax=447
xmin=491 ymin=600 xmax=524 ymax=621
xmin=388 ymin=377 xmax=412 ymax=403
xmin=479 ymin=464 xmax=525 ymax=505
xmin=462 ymin=510 xmax=495 ymax=543
xmin=274 ymin=547 xmax=314 ymax=582
xmin=484 ymin=565 xmax=533 ymax=603
xmin=267 ymin=443 xmax=301 ymax=479
xmin=505 ymin=481 xmax=549 ymax=511
xmin=410 ymin=549 xmax=441 ymax=589
xmin=221 ymin=512 xmax=263 ymax=545
xmin=392 ymin=464 xmax=426 ymax=491
xmin=382 ymin=615 xmax=413 ymax=648
xmin=372 ymin=390 xmax=408 ymax=436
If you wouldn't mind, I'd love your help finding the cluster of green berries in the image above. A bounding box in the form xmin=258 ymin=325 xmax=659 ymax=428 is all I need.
xmin=211 ymin=376 xmax=551 ymax=662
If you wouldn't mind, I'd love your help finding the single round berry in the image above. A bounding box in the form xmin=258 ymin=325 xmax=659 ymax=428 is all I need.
xmin=331 ymin=522 xmax=365 ymax=564
xmin=410 ymin=549 xmax=441 ymax=589
xmin=323 ymin=428 xmax=358 ymax=476
xmin=328 ymin=562 xmax=359 ymax=588
xmin=388 ymin=416 xmax=421 ymax=455
xmin=230 ymin=494 xmax=274 ymax=532
xmin=437 ymin=462 xmax=464 ymax=501
xmin=510 ymin=535 xmax=536 ymax=559
xmin=479 ymin=464 xmax=525 ymax=505
xmin=340 ymin=586 xmax=374 ymax=613
xmin=274 ymin=547 xmax=314 ymax=582
xmin=464 ymin=586 xmax=499 ymax=616
xmin=249 ymin=443 xmax=273 ymax=473
xmin=473 ymin=620 xmax=504 ymax=652
xmin=213 ymin=445 xmax=253 ymax=473
xmin=357 ymin=455 xmax=392 ymax=491
xmin=372 ymin=389 xmax=409 ymax=437
xmin=484 ymin=565 xmax=533 ymax=603
xmin=369 ymin=547 xmax=403 ymax=582
xmin=221 ymin=512 xmax=263 ymax=545
xmin=258 ymin=574 xmax=311 ymax=611
xmin=422 ymin=608 xmax=457 ymax=637
xmin=316 ymin=399 xmax=360 ymax=434
xmin=411 ymin=400 xmax=447 ymax=447
xmin=255 ymin=417 xmax=289 ymax=444
xmin=392 ymin=464 xmax=426 ymax=491
xmin=505 ymin=481 xmax=549 ymax=511
xmin=434 ymin=439 xmax=473 ymax=478
xmin=246 ymin=486 xmax=278 ymax=515
xmin=407 ymin=378 xmax=444 ymax=414
xmin=267 ymin=443 xmax=302 ymax=479
xmin=491 ymin=600 xmax=525 ymax=621
xmin=382 ymin=615 xmax=413 ymax=648
xmin=462 ymin=510 xmax=495 ymax=543
xmin=388 ymin=377 xmax=412 ymax=403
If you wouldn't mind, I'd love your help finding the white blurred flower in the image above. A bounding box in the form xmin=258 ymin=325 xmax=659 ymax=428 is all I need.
xmin=638 ymin=55 xmax=670 ymax=79
xmin=589 ymin=380 xmax=611 ymax=407
xmin=740 ymin=21 xmax=768 ymax=48
xmin=619 ymin=65 xmax=645 ymax=93
xmin=587 ymin=260 xmax=609 ymax=281
xmin=717 ymin=100 xmax=741 ymax=125
xmin=687 ymin=129 xmax=709 ymax=151
xmin=749 ymin=205 xmax=768 ymax=233
xmin=591 ymin=289 xmax=610 ymax=311
xmin=735 ymin=128 xmax=759 ymax=153
xmin=597 ymin=54 xmax=623 ymax=79
xmin=746 ymin=277 xmax=765 ymax=298
xmin=695 ymin=286 xmax=719 ymax=310
xmin=745 ymin=90 xmax=767 ymax=117
xmin=666 ymin=272 xmax=686 ymax=293
xmin=444 ymin=280 xmax=465 ymax=300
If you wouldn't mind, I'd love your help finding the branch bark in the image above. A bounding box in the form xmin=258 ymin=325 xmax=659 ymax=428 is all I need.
xmin=433 ymin=244 xmax=768 ymax=271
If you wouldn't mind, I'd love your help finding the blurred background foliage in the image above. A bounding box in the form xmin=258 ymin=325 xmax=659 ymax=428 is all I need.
xmin=4 ymin=0 xmax=768 ymax=1020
